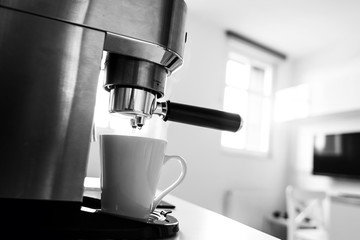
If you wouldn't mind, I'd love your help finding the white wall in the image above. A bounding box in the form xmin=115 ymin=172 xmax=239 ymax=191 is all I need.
xmin=283 ymin=37 xmax=360 ymax=194
xmin=157 ymin=12 xmax=291 ymax=231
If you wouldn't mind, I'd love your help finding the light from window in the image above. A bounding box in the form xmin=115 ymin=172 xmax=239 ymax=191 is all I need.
xmin=221 ymin=55 xmax=273 ymax=154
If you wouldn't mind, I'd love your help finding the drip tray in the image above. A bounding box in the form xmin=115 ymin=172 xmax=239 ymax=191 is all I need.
xmin=60 ymin=196 xmax=179 ymax=239
xmin=58 ymin=208 xmax=179 ymax=239
xmin=1 ymin=196 xmax=179 ymax=239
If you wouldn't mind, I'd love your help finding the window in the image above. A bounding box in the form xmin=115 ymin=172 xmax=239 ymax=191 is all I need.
xmin=221 ymin=33 xmax=285 ymax=155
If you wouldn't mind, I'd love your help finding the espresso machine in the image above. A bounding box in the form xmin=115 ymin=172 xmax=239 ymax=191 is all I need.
xmin=0 ymin=0 xmax=242 ymax=238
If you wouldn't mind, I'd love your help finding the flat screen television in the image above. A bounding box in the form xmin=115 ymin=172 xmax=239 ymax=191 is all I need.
xmin=313 ymin=131 xmax=360 ymax=180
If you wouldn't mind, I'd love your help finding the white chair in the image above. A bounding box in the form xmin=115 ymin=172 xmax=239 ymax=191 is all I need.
xmin=286 ymin=185 xmax=329 ymax=240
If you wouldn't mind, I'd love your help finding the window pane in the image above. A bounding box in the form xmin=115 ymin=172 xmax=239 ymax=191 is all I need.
xmin=222 ymin=87 xmax=248 ymax=150
xmin=226 ymin=60 xmax=250 ymax=89
xmin=249 ymin=66 xmax=265 ymax=94
xmin=223 ymin=87 xmax=248 ymax=117
xmin=245 ymin=94 xmax=264 ymax=151
xmin=245 ymin=94 xmax=271 ymax=152
xmin=264 ymin=67 xmax=273 ymax=96
xmin=261 ymin=98 xmax=271 ymax=152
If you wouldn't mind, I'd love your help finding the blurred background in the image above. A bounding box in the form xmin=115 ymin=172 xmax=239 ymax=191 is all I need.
xmin=87 ymin=0 xmax=360 ymax=239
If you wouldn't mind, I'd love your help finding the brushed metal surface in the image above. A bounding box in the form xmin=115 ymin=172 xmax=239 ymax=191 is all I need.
xmin=109 ymin=88 xmax=157 ymax=118
xmin=104 ymin=54 xmax=167 ymax=97
xmin=0 ymin=0 xmax=187 ymax=73
xmin=0 ymin=8 xmax=105 ymax=201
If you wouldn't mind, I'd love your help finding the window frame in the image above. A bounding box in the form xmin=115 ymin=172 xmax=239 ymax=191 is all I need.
xmin=221 ymin=35 xmax=284 ymax=158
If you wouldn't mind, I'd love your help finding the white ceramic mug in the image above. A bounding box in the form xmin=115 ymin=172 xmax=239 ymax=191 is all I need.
xmin=99 ymin=134 xmax=187 ymax=222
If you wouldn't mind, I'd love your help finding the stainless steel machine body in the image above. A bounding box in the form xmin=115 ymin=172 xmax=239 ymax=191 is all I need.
xmin=0 ymin=0 xmax=187 ymax=203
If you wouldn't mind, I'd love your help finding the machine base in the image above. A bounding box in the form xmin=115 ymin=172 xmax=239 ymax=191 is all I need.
xmin=0 ymin=197 xmax=179 ymax=239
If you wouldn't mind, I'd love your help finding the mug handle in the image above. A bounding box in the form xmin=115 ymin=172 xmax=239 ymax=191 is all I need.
xmin=152 ymin=155 xmax=187 ymax=211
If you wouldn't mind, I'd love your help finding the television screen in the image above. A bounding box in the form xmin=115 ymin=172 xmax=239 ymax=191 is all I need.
xmin=313 ymin=131 xmax=360 ymax=179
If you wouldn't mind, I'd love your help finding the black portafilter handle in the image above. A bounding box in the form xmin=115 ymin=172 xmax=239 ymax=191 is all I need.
xmin=162 ymin=101 xmax=243 ymax=132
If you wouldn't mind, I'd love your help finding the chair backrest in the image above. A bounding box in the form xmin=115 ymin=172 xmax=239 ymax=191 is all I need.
xmin=286 ymin=185 xmax=329 ymax=240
